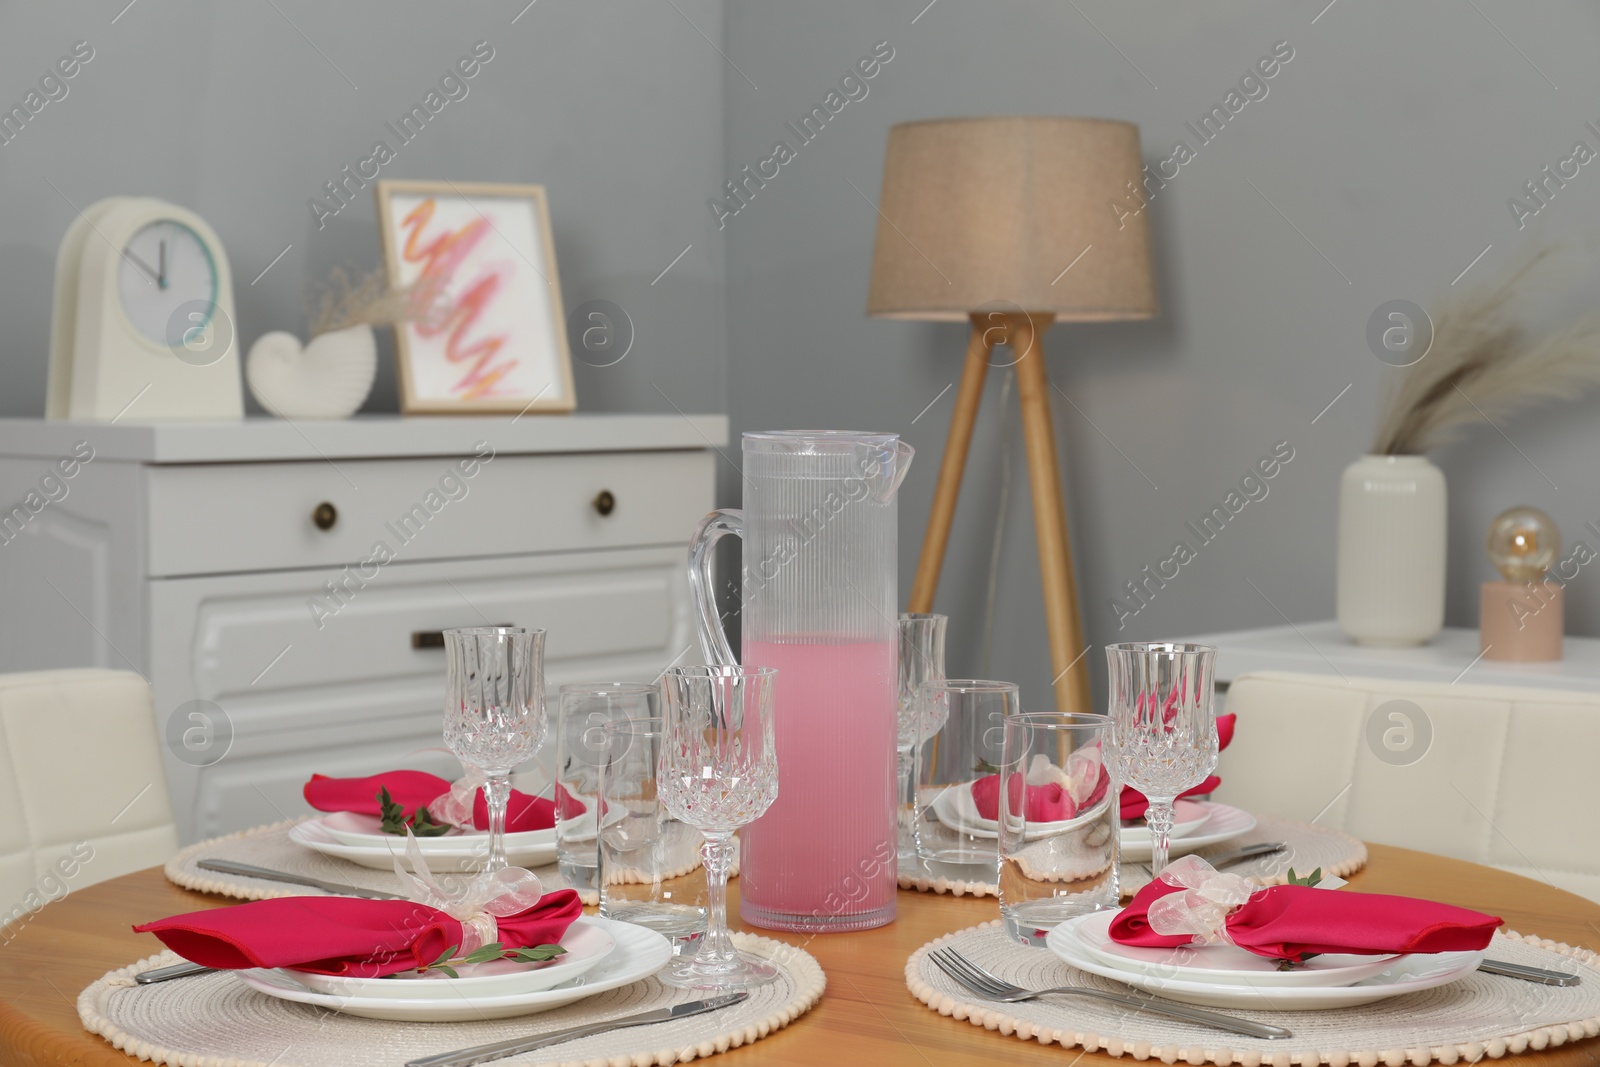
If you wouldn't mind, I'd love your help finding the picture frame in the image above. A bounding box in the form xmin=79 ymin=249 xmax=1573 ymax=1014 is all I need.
xmin=375 ymin=179 xmax=576 ymax=414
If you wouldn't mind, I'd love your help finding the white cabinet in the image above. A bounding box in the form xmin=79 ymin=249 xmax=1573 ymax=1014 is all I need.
xmin=0 ymin=415 xmax=725 ymax=841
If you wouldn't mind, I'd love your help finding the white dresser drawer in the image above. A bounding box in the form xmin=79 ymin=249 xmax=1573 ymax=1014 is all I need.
xmin=144 ymin=449 xmax=714 ymax=577
xmin=147 ymin=547 xmax=697 ymax=839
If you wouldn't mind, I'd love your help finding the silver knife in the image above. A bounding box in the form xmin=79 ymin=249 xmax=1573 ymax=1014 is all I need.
xmin=405 ymin=992 xmax=749 ymax=1067
xmin=197 ymin=859 xmax=406 ymax=900
xmin=1479 ymin=959 xmax=1581 ymax=986
xmin=135 ymin=961 xmax=216 ymax=984
xmin=1208 ymin=842 xmax=1288 ymax=869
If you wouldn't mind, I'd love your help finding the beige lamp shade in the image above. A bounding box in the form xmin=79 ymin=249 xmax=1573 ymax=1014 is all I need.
xmin=866 ymin=116 xmax=1157 ymax=321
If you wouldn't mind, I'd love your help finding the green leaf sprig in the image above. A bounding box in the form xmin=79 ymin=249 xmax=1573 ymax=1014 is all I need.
xmin=419 ymin=941 xmax=566 ymax=979
xmin=377 ymin=786 xmax=454 ymax=837
xmin=1285 ymin=867 xmax=1322 ymax=887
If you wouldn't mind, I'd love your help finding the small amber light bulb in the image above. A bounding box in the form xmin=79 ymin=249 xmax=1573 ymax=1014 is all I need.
xmin=1485 ymin=506 xmax=1560 ymax=583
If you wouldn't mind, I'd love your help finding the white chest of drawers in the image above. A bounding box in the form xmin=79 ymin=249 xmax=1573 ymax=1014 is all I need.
xmin=0 ymin=414 xmax=725 ymax=842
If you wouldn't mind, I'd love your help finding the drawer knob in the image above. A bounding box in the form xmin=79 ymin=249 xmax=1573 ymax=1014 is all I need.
xmin=312 ymin=502 xmax=338 ymax=531
xmin=593 ymin=490 xmax=616 ymax=517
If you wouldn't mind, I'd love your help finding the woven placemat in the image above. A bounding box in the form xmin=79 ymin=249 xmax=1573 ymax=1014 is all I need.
xmin=81 ymin=933 xmax=822 ymax=1067
xmin=165 ymin=819 xmax=596 ymax=905
xmin=897 ymin=813 xmax=1367 ymax=899
xmin=907 ymin=921 xmax=1600 ymax=1065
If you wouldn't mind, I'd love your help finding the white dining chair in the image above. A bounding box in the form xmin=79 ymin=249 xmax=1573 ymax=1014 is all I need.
xmin=0 ymin=669 xmax=179 ymax=924
xmin=1213 ymin=670 xmax=1600 ymax=904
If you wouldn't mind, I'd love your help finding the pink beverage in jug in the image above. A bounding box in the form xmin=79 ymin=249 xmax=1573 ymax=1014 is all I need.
xmin=739 ymin=637 xmax=898 ymax=932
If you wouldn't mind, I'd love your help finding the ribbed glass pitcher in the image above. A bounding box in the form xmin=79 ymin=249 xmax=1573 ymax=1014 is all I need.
xmin=688 ymin=430 xmax=913 ymax=932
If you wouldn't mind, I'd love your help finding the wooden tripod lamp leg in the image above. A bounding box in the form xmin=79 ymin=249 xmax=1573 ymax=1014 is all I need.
xmin=907 ymin=314 xmax=993 ymax=614
xmin=1009 ymin=313 xmax=1093 ymax=716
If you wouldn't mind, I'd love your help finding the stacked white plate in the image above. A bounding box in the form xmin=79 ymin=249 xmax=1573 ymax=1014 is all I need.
xmin=930 ymin=787 xmax=1258 ymax=864
xmin=1046 ymin=911 xmax=1486 ymax=1010
xmin=289 ymin=812 xmax=558 ymax=870
xmin=237 ymin=916 xmax=672 ymax=1021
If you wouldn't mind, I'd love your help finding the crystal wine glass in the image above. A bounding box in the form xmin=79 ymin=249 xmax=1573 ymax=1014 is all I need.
xmin=896 ymin=613 xmax=947 ymax=858
xmin=657 ymin=664 xmax=779 ymax=991
xmin=1103 ymin=642 xmax=1218 ymax=877
xmin=443 ymin=627 xmax=546 ymax=872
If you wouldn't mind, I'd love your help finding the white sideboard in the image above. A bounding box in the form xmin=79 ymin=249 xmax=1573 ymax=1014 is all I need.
xmin=0 ymin=414 xmax=726 ymax=842
xmin=1184 ymin=620 xmax=1600 ymax=694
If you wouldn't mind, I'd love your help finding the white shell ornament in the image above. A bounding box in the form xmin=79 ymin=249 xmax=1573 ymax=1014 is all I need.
xmin=246 ymin=324 xmax=377 ymax=419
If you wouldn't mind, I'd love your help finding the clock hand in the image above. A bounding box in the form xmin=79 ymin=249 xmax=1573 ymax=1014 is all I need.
xmin=158 ymin=239 xmax=167 ymax=290
xmin=123 ymin=250 xmax=161 ymax=288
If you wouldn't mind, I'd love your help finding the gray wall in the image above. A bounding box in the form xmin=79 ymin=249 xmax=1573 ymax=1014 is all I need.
xmin=722 ymin=0 xmax=1600 ymax=711
xmin=7 ymin=2 xmax=1600 ymax=714
xmin=0 ymin=2 xmax=727 ymax=417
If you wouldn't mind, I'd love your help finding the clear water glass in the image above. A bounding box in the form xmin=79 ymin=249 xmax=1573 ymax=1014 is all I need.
xmin=598 ymin=715 xmax=709 ymax=952
xmin=658 ymin=665 xmax=779 ymax=991
xmin=913 ymin=679 xmax=1020 ymax=874
xmin=1103 ymin=641 xmax=1218 ymax=877
xmin=998 ymin=712 xmax=1120 ymax=946
xmin=556 ymin=682 xmax=659 ymax=895
xmin=896 ymin=613 xmax=947 ymax=858
xmin=443 ymin=627 xmax=546 ymax=872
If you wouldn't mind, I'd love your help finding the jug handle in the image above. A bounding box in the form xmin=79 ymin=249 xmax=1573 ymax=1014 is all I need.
xmin=687 ymin=508 xmax=741 ymax=668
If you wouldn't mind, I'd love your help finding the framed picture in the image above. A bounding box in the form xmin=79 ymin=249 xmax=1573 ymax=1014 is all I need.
xmin=375 ymin=179 xmax=576 ymax=414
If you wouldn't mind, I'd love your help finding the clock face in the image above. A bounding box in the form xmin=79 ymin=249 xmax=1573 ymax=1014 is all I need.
xmin=116 ymin=219 xmax=218 ymax=349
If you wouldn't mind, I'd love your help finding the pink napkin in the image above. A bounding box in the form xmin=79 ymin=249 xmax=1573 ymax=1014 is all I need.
xmin=303 ymin=771 xmax=583 ymax=833
xmin=134 ymin=890 xmax=583 ymax=977
xmin=1109 ymin=856 xmax=1500 ymax=963
xmin=970 ymin=750 xmax=1112 ymax=822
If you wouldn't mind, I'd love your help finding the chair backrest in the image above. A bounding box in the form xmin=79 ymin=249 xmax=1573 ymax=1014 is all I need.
xmin=0 ymin=669 xmax=178 ymax=929
xmin=1213 ymin=670 xmax=1600 ymax=904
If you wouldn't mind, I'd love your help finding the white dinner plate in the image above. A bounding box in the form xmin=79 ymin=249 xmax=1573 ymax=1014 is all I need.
xmin=320 ymin=810 xmax=558 ymax=852
xmin=931 ymin=786 xmax=1206 ymax=843
xmin=288 ymin=918 xmax=616 ymax=1000
xmin=289 ymin=818 xmax=557 ymax=870
xmin=1068 ymin=910 xmax=1400 ymax=988
xmin=1118 ymin=802 xmax=1256 ymax=863
xmin=236 ymin=916 xmax=672 ymax=1021
xmin=1046 ymin=916 xmax=1485 ymax=1010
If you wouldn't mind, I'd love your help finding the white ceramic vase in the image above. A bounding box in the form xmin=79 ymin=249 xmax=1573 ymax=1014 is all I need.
xmin=245 ymin=324 xmax=377 ymax=419
xmin=1336 ymin=454 xmax=1447 ymax=646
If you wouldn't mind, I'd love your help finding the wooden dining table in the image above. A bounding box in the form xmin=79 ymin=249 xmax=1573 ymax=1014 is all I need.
xmin=2 ymin=843 xmax=1597 ymax=1067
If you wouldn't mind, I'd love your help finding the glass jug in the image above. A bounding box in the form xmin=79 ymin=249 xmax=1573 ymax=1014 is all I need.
xmin=688 ymin=430 xmax=913 ymax=932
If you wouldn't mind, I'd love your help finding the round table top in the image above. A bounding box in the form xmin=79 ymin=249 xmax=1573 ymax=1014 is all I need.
xmin=3 ymin=843 xmax=1597 ymax=1067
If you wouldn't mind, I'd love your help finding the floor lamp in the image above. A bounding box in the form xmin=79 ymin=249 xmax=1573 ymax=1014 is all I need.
xmin=866 ymin=117 xmax=1158 ymax=714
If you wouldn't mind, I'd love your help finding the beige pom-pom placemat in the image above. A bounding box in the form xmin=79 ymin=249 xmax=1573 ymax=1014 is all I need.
xmin=897 ymin=814 xmax=1367 ymax=899
xmin=907 ymin=920 xmax=1600 ymax=1066
xmin=81 ymin=933 xmax=822 ymax=1067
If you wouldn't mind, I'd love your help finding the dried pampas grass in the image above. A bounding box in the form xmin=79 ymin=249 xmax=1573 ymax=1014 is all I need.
xmin=306 ymin=268 xmax=428 ymax=337
xmin=1373 ymin=248 xmax=1600 ymax=455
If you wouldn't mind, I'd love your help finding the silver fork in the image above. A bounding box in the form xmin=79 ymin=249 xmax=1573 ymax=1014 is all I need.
xmin=929 ymin=948 xmax=1292 ymax=1040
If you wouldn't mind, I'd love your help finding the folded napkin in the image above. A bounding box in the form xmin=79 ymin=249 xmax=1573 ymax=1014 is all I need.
xmin=303 ymin=770 xmax=581 ymax=833
xmin=1118 ymin=713 xmax=1235 ymax=820
xmin=1109 ymin=854 xmax=1501 ymax=963
xmin=134 ymin=888 xmax=583 ymax=977
xmin=970 ymin=746 xmax=1111 ymax=822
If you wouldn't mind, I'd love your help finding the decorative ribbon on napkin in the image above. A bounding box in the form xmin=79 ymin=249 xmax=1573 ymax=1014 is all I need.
xmin=303 ymin=770 xmax=583 ymax=832
xmin=389 ymin=830 xmax=547 ymax=954
xmin=1118 ymin=713 xmax=1235 ymax=821
xmin=970 ymin=746 xmax=1111 ymax=822
xmin=133 ymin=854 xmax=582 ymax=978
xmin=1109 ymin=854 xmax=1502 ymax=963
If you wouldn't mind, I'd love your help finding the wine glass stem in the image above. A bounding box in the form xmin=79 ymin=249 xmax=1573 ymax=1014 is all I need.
xmin=1146 ymin=798 xmax=1176 ymax=876
xmin=896 ymin=746 xmax=914 ymax=807
xmin=696 ymin=830 xmax=737 ymax=970
xmin=483 ymin=772 xmax=511 ymax=872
